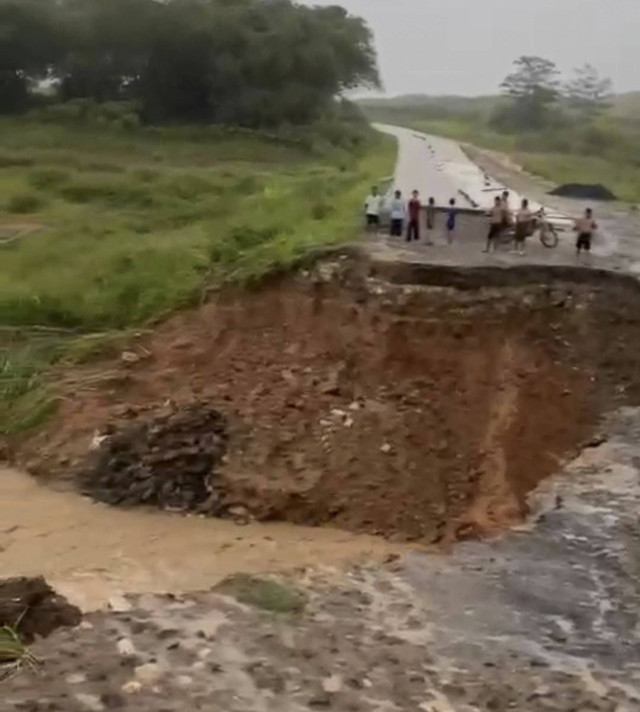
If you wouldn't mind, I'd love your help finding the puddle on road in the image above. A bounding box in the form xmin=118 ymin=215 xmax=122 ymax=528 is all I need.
xmin=0 ymin=468 xmax=395 ymax=611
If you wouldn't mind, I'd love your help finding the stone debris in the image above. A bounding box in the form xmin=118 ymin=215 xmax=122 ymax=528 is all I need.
xmin=78 ymin=403 xmax=228 ymax=513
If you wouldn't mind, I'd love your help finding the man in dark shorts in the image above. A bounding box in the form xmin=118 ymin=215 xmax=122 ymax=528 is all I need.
xmin=425 ymin=197 xmax=436 ymax=245
xmin=483 ymin=196 xmax=503 ymax=253
xmin=515 ymin=198 xmax=532 ymax=255
xmin=389 ymin=190 xmax=406 ymax=237
xmin=575 ymin=208 xmax=597 ymax=260
xmin=406 ymin=189 xmax=421 ymax=242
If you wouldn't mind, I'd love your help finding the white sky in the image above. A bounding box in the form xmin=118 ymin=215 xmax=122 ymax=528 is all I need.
xmin=303 ymin=0 xmax=640 ymax=96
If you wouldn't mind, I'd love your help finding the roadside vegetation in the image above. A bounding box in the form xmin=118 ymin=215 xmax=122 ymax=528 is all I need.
xmin=0 ymin=0 xmax=394 ymax=436
xmin=0 ymin=119 xmax=394 ymax=434
xmin=362 ymin=59 xmax=640 ymax=203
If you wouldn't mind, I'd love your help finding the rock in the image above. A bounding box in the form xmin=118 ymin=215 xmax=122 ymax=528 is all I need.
xmin=0 ymin=577 xmax=82 ymax=644
xmin=78 ymin=404 xmax=228 ymax=514
xmin=108 ymin=595 xmax=132 ymax=613
xmin=100 ymin=693 xmax=126 ymax=709
xmin=121 ymin=680 xmax=142 ymax=695
xmin=228 ymin=505 xmax=251 ymax=525
xmin=176 ymin=675 xmax=193 ymax=687
xmin=380 ymin=443 xmax=392 ymax=454
xmin=322 ymin=675 xmax=343 ymax=694
xmin=66 ymin=673 xmax=87 ymax=685
xmin=121 ymin=351 xmax=140 ymax=364
xmin=134 ymin=663 xmax=163 ymax=685
xmin=585 ymin=434 xmax=608 ymax=448
xmin=89 ymin=432 xmax=108 ymax=452
xmin=116 ymin=638 xmax=136 ymax=657
xmin=75 ymin=693 xmax=104 ymax=712
xmin=309 ymin=693 xmax=332 ymax=709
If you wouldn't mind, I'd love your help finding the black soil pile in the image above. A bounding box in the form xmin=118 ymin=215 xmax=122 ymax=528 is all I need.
xmin=0 ymin=577 xmax=81 ymax=643
xmin=549 ymin=183 xmax=617 ymax=201
xmin=79 ymin=403 xmax=228 ymax=512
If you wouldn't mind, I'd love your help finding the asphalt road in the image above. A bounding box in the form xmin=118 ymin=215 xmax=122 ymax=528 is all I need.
xmin=375 ymin=123 xmax=559 ymax=217
xmin=372 ymin=124 xmax=640 ymax=272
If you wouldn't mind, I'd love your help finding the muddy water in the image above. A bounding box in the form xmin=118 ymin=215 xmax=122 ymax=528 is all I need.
xmin=0 ymin=468 xmax=396 ymax=610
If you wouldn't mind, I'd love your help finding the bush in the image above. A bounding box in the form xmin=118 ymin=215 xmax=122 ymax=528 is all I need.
xmin=7 ymin=193 xmax=46 ymax=214
xmin=60 ymin=177 xmax=155 ymax=208
xmin=27 ymin=168 xmax=70 ymax=189
xmin=0 ymin=152 xmax=34 ymax=168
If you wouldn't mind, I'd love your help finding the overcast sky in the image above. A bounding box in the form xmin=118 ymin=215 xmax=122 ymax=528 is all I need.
xmin=304 ymin=0 xmax=639 ymax=96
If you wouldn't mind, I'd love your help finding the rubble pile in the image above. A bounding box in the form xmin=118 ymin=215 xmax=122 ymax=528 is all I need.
xmin=79 ymin=404 xmax=228 ymax=513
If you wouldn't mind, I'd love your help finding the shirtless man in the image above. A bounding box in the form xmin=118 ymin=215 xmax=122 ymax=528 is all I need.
xmin=483 ymin=196 xmax=503 ymax=253
xmin=575 ymin=208 xmax=598 ymax=260
xmin=515 ymin=198 xmax=532 ymax=255
xmin=501 ymin=190 xmax=513 ymax=228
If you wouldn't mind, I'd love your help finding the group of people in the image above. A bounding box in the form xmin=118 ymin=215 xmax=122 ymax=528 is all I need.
xmin=365 ymin=185 xmax=599 ymax=259
xmin=485 ymin=190 xmax=598 ymax=257
xmin=364 ymin=187 xmax=458 ymax=245
xmin=485 ymin=190 xmax=529 ymax=254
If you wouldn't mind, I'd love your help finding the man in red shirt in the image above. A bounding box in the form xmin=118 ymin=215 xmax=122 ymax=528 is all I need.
xmin=407 ymin=189 xmax=421 ymax=242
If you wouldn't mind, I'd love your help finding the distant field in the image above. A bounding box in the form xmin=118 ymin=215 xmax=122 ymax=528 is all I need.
xmin=361 ymin=94 xmax=640 ymax=204
xmin=0 ymin=120 xmax=395 ymax=433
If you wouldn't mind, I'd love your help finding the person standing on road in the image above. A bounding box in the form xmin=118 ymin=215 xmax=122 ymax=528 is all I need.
xmin=407 ymin=189 xmax=421 ymax=242
xmin=483 ymin=196 xmax=503 ymax=253
xmin=425 ymin=197 xmax=436 ymax=245
xmin=575 ymin=208 xmax=598 ymax=260
xmin=515 ymin=198 xmax=532 ymax=256
xmin=389 ymin=190 xmax=406 ymax=237
xmin=501 ymin=190 xmax=513 ymax=229
xmin=364 ymin=186 xmax=381 ymax=233
xmin=446 ymin=198 xmax=457 ymax=244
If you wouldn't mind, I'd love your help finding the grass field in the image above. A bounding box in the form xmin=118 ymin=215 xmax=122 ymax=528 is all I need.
xmin=0 ymin=120 xmax=395 ymax=434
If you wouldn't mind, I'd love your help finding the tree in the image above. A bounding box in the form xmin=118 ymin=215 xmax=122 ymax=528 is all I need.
xmin=565 ymin=64 xmax=613 ymax=118
xmin=498 ymin=55 xmax=560 ymax=129
xmin=12 ymin=0 xmax=381 ymax=126
xmin=0 ymin=0 xmax=63 ymax=111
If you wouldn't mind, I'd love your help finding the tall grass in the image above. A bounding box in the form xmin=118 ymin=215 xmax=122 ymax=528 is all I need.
xmin=0 ymin=121 xmax=395 ymax=434
xmin=0 ymin=626 xmax=38 ymax=682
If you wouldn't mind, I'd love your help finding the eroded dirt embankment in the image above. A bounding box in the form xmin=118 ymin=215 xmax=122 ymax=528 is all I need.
xmin=13 ymin=254 xmax=640 ymax=543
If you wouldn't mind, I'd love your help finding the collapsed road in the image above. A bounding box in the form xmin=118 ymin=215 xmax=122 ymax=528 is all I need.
xmin=3 ymin=127 xmax=640 ymax=709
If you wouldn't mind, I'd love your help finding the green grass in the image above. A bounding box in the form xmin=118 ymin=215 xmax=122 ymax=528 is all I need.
xmin=215 ymin=574 xmax=307 ymax=614
xmin=0 ymin=119 xmax=395 ymax=434
xmin=0 ymin=625 xmax=38 ymax=682
xmin=516 ymin=153 xmax=640 ymax=203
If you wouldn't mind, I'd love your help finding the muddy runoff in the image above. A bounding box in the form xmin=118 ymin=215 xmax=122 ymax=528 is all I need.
xmin=15 ymin=254 xmax=640 ymax=547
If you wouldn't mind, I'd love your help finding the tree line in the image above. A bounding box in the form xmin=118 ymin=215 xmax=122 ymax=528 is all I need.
xmin=0 ymin=0 xmax=380 ymax=127
xmin=496 ymin=56 xmax=613 ymax=131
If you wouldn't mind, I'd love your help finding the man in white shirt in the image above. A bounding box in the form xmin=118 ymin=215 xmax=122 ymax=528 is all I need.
xmin=389 ymin=190 xmax=406 ymax=237
xmin=364 ymin=186 xmax=381 ymax=232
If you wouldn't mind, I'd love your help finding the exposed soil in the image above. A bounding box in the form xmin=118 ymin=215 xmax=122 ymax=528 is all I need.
xmin=15 ymin=254 xmax=640 ymax=543
xmin=0 ymin=577 xmax=81 ymax=644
